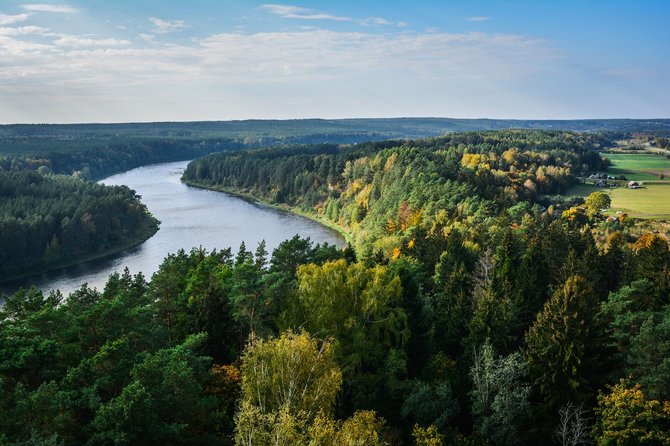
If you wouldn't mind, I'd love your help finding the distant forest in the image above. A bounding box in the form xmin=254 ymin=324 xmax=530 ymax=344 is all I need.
xmin=1 ymin=118 xmax=669 ymax=179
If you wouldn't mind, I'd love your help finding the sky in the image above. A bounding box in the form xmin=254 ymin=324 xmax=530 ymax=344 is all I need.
xmin=0 ymin=0 xmax=668 ymax=123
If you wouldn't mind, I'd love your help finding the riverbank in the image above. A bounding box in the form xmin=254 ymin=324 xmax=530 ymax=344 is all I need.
xmin=0 ymin=219 xmax=159 ymax=286
xmin=182 ymin=179 xmax=353 ymax=246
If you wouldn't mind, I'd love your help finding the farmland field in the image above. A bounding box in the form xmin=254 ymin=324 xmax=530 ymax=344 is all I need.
xmin=606 ymin=183 xmax=670 ymax=219
xmin=603 ymin=153 xmax=670 ymax=181
xmin=567 ymin=182 xmax=670 ymax=219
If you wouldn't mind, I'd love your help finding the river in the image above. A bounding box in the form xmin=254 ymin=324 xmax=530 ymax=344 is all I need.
xmin=0 ymin=160 xmax=344 ymax=297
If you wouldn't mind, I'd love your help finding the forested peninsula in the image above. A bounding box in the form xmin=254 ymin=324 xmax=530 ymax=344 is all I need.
xmin=183 ymin=130 xmax=612 ymax=252
xmin=0 ymin=170 xmax=158 ymax=282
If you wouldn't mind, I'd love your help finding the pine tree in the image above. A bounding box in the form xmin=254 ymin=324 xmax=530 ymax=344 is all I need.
xmin=524 ymin=275 xmax=609 ymax=419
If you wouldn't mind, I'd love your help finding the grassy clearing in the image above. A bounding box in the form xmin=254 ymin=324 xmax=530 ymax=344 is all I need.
xmin=567 ymin=182 xmax=670 ymax=219
xmin=607 ymin=183 xmax=670 ymax=219
xmin=603 ymin=153 xmax=670 ymax=181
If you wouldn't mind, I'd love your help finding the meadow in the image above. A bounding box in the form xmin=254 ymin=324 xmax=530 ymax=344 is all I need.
xmin=603 ymin=152 xmax=670 ymax=181
xmin=605 ymin=183 xmax=670 ymax=219
xmin=569 ymin=182 xmax=670 ymax=219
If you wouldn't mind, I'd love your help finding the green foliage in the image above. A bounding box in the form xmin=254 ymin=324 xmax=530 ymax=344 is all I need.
xmin=430 ymin=229 xmax=476 ymax=356
xmin=627 ymin=307 xmax=670 ymax=401
xmin=524 ymin=275 xmax=609 ymax=417
xmin=234 ymin=330 xmax=387 ymax=446
xmin=238 ymin=331 xmax=342 ymax=422
xmin=469 ymin=341 xmax=530 ymax=445
xmin=286 ymin=259 xmax=408 ymax=412
xmin=183 ymin=130 xmax=610 ymax=254
xmin=402 ymin=378 xmax=458 ymax=433
xmin=6 ymin=128 xmax=670 ymax=444
xmin=90 ymin=334 xmax=218 ymax=445
xmin=0 ymin=170 xmax=158 ymax=280
xmin=585 ymin=191 xmax=612 ymax=214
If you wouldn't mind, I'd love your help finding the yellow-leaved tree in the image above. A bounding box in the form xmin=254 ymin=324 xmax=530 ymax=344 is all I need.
xmin=234 ymin=330 xmax=386 ymax=446
xmin=593 ymin=380 xmax=670 ymax=446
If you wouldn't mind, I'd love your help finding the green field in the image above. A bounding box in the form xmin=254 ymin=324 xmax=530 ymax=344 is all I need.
xmin=568 ymin=182 xmax=670 ymax=219
xmin=567 ymin=153 xmax=670 ymax=219
xmin=604 ymin=153 xmax=670 ymax=181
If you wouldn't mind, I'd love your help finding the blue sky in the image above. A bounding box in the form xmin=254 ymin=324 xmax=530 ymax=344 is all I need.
xmin=0 ymin=0 xmax=668 ymax=123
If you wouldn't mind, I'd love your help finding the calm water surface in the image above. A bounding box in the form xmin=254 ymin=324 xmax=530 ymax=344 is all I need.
xmin=1 ymin=160 xmax=344 ymax=296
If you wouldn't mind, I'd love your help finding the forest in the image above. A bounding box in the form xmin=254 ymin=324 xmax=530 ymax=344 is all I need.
xmin=2 ymin=119 xmax=668 ymax=179
xmin=0 ymin=170 xmax=158 ymax=282
xmin=183 ymin=130 xmax=612 ymax=252
xmin=2 ymin=129 xmax=670 ymax=445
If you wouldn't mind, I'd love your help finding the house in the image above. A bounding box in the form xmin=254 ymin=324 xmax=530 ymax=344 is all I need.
xmin=628 ymin=181 xmax=641 ymax=189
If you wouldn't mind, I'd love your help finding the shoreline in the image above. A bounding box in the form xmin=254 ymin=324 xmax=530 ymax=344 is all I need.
xmin=182 ymin=179 xmax=354 ymax=246
xmin=0 ymin=221 xmax=159 ymax=287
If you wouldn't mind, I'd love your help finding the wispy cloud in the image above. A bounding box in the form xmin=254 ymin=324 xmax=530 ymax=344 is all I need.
xmin=261 ymin=4 xmax=351 ymax=21
xmin=0 ymin=13 xmax=31 ymax=25
xmin=0 ymin=25 xmax=50 ymax=36
xmin=149 ymin=17 xmax=188 ymax=34
xmin=360 ymin=16 xmax=408 ymax=27
xmin=262 ymin=5 xmax=407 ymax=27
xmin=139 ymin=33 xmax=156 ymax=42
xmin=467 ymin=16 xmax=491 ymax=22
xmin=0 ymin=28 xmax=557 ymax=89
xmin=54 ymin=36 xmax=132 ymax=47
xmin=0 ymin=34 xmax=53 ymax=53
xmin=22 ymin=4 xmax=78 ymax=13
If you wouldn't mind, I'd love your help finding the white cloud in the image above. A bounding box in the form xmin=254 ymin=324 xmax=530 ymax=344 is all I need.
xmin=0 ymin=25 xmax=50 ymax=36
xmin=261 ymin=4 xmax=351 ymax=21
xmin=22 ymin=4 xmax=78 ymax=13
xmin=139 ymin=33 xmax=155 ymax=42
xmin=365 ymin=16 xmax=391 ymax=26
xmin=53 ymin=36 xmax=132 ymax=47
xmin=0 ymin=13 xmax=31 ymax=25
xmin=0 ymin=29 xmax=557 ymax=86
xmin=360 ymin=16 xmax=408 ymax=27
xmin=0 ymin=28 xmax=567 ymax=122
xmin=0 ymin=34 xmax=53 ymax=54
xmin=467 ymin=16 xmax=491 ymax=22
xmin=149 ymin=17 xmax=188 ymax=34
xmin=262 ymin=6 xmax=406 ymax=28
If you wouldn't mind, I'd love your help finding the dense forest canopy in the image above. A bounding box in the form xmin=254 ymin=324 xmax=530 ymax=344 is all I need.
xmin=183 ymin=130 xmax=612 ymax=253
xmin=0 ymin=170 xmax=158 ymax=282
xmin=2 ymin=128 xmax=670 ymax=445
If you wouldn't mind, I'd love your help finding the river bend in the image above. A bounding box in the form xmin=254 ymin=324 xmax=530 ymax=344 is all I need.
xmin=0 ymin=160 xmax=344 ymax=296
